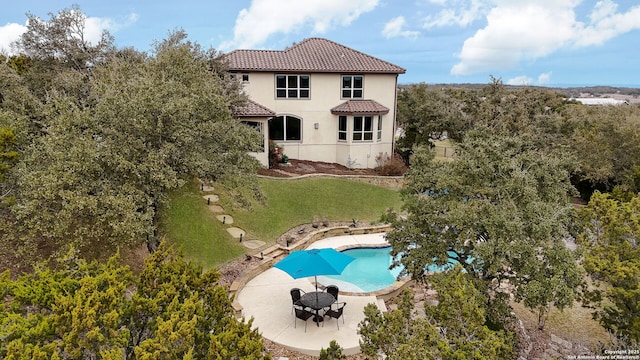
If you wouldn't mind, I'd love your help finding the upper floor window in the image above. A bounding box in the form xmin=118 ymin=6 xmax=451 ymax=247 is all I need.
xmin=231 ymin=73 xmax=249 ymax=82
xmin=276 ymin=75 xmax=310 ymax=99
xmin=353 ymin=116 xmax=373 ymax=141
xmin=342 ymin=75 xmax=363 ymax=98
xmin=270 ymin=115 xmax=301 ymax=141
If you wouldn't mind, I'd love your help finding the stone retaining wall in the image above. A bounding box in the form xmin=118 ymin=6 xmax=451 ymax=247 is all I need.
xmin=258 ymin=173 xmax=405 ymax=190
xmin=286 ymin=224 xmax=392 ymax=252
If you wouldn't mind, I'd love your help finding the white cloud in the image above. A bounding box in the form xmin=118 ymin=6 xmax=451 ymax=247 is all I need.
xmin=422 ymin=0 xmax=489 ymax=28
xmin=451 ymin=0 xmax=640 ymax=75
xmin=0 ymin=23 xmax=27 ymax=55
xmin=78 ymin=11 xmax=139 ymax=45
xmin=506 ymin=71 xmax=552 ymax=86
xmin=506 ymin=75 xmax=533 ymax=86
xmin=575 ymin=0 xmax=640 ymax=46
xmin=84 ymin=17 xmax=115 ymax=45
xmin=537 ymin=71 xmax=552 ymax=84
xmin=382 ymin=16 xmax=420 ymax=39
xmin=220 ymin=0 xmax=380 ymax=50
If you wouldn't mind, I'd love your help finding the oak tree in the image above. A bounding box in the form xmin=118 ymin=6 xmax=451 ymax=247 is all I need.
xmin=9 ymin=30 xmax=261 ymax=255
xmin=385 ymin=128 xmax=582 ymax=328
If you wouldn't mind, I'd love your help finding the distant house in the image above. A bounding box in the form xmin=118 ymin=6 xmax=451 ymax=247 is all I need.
xmin=225 ymin=38 xmax=406 ymax=169
xmin=572 ymin=97 xmax=629 ymax=106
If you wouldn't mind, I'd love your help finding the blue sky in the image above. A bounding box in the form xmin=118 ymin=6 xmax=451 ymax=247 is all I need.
xmin=1 ymin=0 xmax=639 ymax=87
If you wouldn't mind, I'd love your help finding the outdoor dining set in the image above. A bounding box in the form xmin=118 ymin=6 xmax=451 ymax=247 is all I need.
xmin=290 ymin=286 xmax=346 ymax=331
xmin=273 ymin=247 xmax=353 ymax=332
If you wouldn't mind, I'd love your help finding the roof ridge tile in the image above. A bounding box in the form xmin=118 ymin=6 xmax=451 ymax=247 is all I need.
xmin=224 ymin=38 xmax=405 ymax=74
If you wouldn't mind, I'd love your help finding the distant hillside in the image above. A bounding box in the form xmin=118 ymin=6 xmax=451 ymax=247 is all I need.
xmin=399 ymin=83 xmax=640 ymax=104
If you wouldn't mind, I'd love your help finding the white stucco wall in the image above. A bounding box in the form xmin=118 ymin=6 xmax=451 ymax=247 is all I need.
xmin=241 ymin=72 xmax=399 ymax=168
xmin=243 ymin=117 xmax=269 ymax=167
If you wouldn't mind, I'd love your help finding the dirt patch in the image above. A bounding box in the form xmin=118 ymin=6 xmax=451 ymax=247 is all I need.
xmin=257 ymin=159 xmax=406 ymax=190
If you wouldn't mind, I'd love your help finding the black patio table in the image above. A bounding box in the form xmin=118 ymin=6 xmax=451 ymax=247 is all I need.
xmin=299 ymin=291 xmax=336 ymax=326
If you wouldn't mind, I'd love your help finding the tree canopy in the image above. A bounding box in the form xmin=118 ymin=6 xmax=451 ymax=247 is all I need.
xmin=0 ymin=244 xmax=269 ymax=359
xmin=2 ymin=24 xmax=260 ymax=259
xmin=396 ymin=79 xmax=640 ymax=198
xmin=577 ymin=191 xmax=640 ymax=344
xmin=385 ymin=127 xmax=583 ymax=328
xmin=358 ymin=266 xmax=514 ymax=360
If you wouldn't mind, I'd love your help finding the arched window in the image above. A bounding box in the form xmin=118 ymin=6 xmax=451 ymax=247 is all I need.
xmin=269 ymin=115 xmax=301 ymax=141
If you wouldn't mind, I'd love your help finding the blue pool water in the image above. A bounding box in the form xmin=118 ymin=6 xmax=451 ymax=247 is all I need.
xmin=317 ymin=247 xmax=457 ymax=293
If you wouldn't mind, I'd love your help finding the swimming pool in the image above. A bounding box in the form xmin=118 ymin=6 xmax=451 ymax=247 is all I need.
xmin=316 ymin=247 xmax=403 ymax=293
xmin=316 ymin=246 xmax=457 ymax=293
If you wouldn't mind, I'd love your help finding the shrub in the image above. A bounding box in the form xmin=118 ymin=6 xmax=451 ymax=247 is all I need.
xmin=268 ymin=140 xmax=283 ymax=168
xmin=374 ymin=152 xmax=407 ymax=176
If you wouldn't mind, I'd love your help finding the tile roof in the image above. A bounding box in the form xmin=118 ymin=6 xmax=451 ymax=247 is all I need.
xmin=232 ymin=99 xmax=276 ymax=118
xmin=330 ymin=100 xmax=390 ymax=115
xmin=224 ymin=38 xmax=405 ymax=74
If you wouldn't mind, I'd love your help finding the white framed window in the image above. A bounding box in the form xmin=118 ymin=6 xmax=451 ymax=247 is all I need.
xmin=377 ymin=116 xmax=382 ymax=141
xmin=338 ymin=116 xmax=347 ymax=141
xmin=269 ymin=115 xmax=302 ymax=141
xmin=341 ymin=75 xmax=363 ymax=98
xmin=276 ymin=75 xmax=310 ymax=99
xmin=231 ymin=73 xmax=250 ymax=82
xmin=353 ymin=116 xmax=373 ymax=141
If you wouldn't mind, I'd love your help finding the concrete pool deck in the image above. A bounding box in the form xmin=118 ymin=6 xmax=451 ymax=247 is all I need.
xmin=235 ymin=233 xmax=393 ymax=356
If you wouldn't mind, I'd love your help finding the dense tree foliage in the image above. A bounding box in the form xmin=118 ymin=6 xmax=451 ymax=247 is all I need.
xmin=385 ymin=127 xmax=582 ymax=328
xmin=563 ymin=104 xmax=640 ymax=196
xmin=397 ymin=79 xmax=571 ymax=153
xmin=396 ymin=79 xmax=640 ymax=198
xmin=577 ymin=191 xmax=640 ymax=344
xmin=8 ymin=6 xmax=117 ymax=105
xmin=14 ymin=5 xmax=115 ymax=72
xmin=396 ymin=83 xmax=471 ymax=146
xmin=358 ymin=266 xmax=514 ymax=359
xmin=2 ymin=21 xmax=260 ymax=258
xmin=392 ymin=78 xmax=640 ymax=344
xmin=0 ymin=128 xmax=18 ymax=205
xmin=0 ymin=244 xmax=269 ymax=359
xmin=319 ymin=340 xmax=346 ymax=360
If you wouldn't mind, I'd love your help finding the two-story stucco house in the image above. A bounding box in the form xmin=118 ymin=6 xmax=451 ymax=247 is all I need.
xmin=224 ymin=38 xmax=406 ymax=169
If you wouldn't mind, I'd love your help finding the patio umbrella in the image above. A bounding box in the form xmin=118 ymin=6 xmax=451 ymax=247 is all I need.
xmin=274 ymin=248 xmax=355 ymax=291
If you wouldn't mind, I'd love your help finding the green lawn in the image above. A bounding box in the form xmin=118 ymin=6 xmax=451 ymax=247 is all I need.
xmin=223 ymin=177 xmax=402 ymax=243
xmin=159 ymin=182 xmax=246 ymax=270
xmin=161 ymin=177 xmax=402 ymax=270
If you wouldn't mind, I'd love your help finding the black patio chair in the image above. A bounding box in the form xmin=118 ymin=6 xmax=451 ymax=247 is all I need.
xmin=324 ymin=302 xmax=346 ymax=330
xmin=293 ymin=305 xmax=315 ymax=332
xmin=325 ymin=285 xmax=339 ymax=302
xmin=290 ymin=288 xmax=306 ymax=314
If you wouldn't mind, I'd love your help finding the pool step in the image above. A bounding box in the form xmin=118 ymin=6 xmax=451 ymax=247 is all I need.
xmin=251 ymin=244 xmax=286 ymax=260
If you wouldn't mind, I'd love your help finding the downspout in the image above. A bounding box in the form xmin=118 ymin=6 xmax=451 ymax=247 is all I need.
xmin=392 ymin=74 xmax=399 ymax=157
